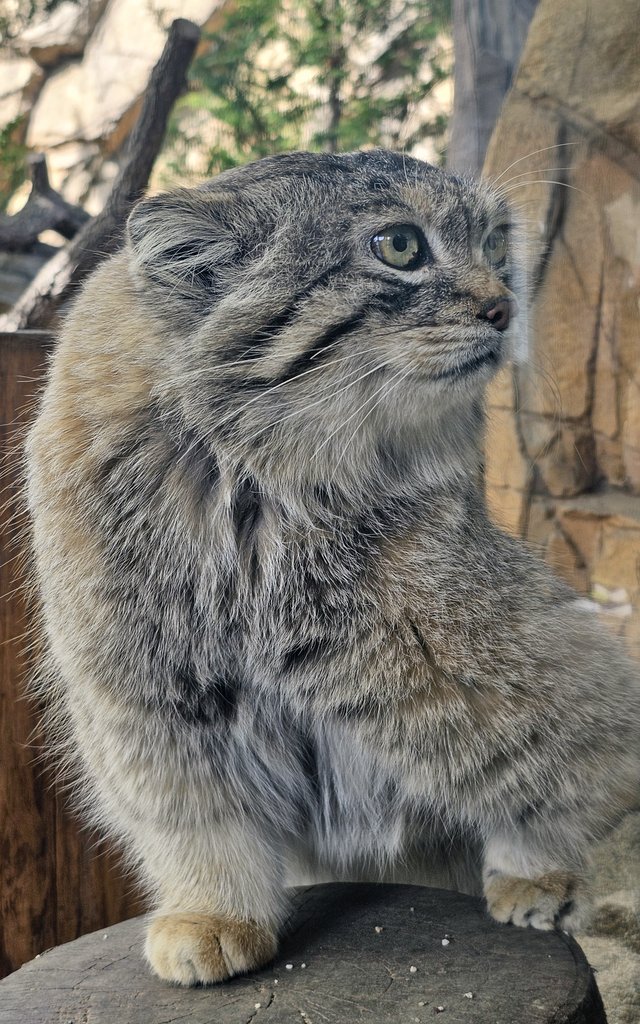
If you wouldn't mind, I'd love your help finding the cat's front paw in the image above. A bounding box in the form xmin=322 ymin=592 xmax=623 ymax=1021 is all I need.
xmin=145 ymin=912 xmax=277 ymax=985
xmin=484 ymin=871 xmax=584 ymax=932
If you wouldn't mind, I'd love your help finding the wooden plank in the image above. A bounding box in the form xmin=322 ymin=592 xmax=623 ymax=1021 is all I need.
xmin=54 ymin=810 xmax=144 ymax=948
xmin=0 ymin=884 xmax=608 ymax=1023
xmin=0 ymin=331 xmax=143 ymax=977
xmin=0 ymin=330 xmax=56 ymax=976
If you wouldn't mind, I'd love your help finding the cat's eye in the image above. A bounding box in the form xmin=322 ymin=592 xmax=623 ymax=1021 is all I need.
xmin=371 ymin=225 xmax=427 ymax=270
xmin=483 ymin=226 xmax=509 ymax=267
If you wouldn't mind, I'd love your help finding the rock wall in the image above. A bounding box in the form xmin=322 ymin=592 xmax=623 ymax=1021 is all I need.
xmin=0 ymin=0 xmax=228 ymax=213
xmin=484 ymin=0 xmax=640 ymax=660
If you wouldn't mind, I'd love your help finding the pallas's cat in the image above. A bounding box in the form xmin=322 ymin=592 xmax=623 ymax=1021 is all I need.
xmin=26 ymin=151 xmax=640 ymax=985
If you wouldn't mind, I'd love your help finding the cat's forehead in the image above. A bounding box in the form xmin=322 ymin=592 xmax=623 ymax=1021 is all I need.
xmin=208 ymin=150 xmax=508 ymax=234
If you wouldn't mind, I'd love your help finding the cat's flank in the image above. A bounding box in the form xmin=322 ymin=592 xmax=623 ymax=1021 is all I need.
xmin=26 ymin=151 xmax=639 ymax=985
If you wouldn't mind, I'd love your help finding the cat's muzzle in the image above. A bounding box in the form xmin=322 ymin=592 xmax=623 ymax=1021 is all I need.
xmin=477 ymin=297 xmax=517 ymax=333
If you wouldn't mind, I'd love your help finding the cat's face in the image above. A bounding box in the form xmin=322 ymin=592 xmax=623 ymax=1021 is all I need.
xmin=127 ymin=151 xmax=518 ymax=485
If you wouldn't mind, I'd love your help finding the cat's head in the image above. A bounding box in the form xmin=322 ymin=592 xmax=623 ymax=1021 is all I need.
xmin=127 ymin=150 xmax=520 ymax=491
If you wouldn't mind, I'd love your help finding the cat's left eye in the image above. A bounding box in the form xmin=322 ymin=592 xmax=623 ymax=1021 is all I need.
xmin=371 ymin=225 xmax=428 ymax=270
xmin=483 ymin=226 xmax=509 ymax=267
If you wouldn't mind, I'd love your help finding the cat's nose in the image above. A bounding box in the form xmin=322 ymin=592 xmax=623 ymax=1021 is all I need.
xmin=477 ymin=297 xmax=514 ymax=332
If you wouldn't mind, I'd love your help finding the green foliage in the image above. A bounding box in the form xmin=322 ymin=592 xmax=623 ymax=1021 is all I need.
xmin=186 ymin=0 xmax=308 ymax=174
xmin=163 ymin=0 xmax=451 ymax=183
xmin=0 ymin=117 xmax=28 ymax=212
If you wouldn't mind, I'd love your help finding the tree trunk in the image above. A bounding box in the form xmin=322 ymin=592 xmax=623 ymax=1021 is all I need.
xmin=447 ymin=0 xmax=538 ymax=175
xmin=0 ymin=884 xmax=607 ymax=1024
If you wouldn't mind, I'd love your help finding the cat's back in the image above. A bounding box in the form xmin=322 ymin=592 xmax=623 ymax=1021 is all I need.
xmin=26 ymin=255 xmax=224 ymax=701
xmin=28 ymin=252 xmax=161 ymax=500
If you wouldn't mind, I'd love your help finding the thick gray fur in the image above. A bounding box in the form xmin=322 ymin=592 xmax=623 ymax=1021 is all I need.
xmin=25 ymin=150 xmax=640 ymax=984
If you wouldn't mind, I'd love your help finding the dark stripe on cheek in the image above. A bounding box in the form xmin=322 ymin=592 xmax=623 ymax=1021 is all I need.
xmin=272 ymin=277 xmax=419 ymax=384
xmin=367 ymin=286 xmax=420 ymax=316
xmin=359 ymin=271 xmax=423 ymax=293
xmin=272 ymin=308 xmax=365 ymax=384
xmin=228 ymin=257 xmax=351 ymax=363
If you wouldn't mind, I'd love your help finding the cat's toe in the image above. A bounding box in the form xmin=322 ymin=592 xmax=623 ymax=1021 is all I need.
xmin=485 ymin=871 xmax=581 ymax=932
xmin=145 ymin=912 xmax=277 ymax=985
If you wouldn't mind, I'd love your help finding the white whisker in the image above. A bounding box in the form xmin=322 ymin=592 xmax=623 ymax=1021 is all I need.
xmin=311 ymin=364 xmax=409 ymax=462
xmin=194 ymin=354 xmax=355 ymax=430
xmin=330 ymin=365 xmax=416 ymax=479
xmin=489 ymin=143 xmax=578 ymax=187
xmin=219 ymin=358 xmax=393 ymax=462
xmin=496 ymin=167 xmax=571 ymax=190
xmin=500 ymin=180 xmax=590 ymax=199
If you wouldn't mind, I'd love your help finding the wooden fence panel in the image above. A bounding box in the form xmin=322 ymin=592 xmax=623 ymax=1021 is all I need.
xmin=0 ymin=331 xmax=143 ymax=978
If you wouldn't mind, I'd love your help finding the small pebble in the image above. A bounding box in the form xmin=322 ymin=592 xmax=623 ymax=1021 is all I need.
xmin=409 ymin=965 xmax=418 ymax=973
xmin=102 ymin=934 xmax=108 ymax=940
xmin=418 ymin=1001 xmax=426 ymax=1007
xmin=435 ymin=1007 xmax=445 ymax=1014
xmin=410 ymin=906 xmax=415 ymax=912
xmin=254 ymin=1003 xmax=261 ymax=1009
xmin=441 ymin=938 xmax=450 ymax=946
xmin=463 ymin=992 xmax=473 ymax=999
xmin=274 ymin=979 xmax=279 ymax=985
xmin=301 ymin=963 xmax=307 ymax=969
xmin=374 ymin=925 xmax=384 ymax=933
xmin=285 ymin=963 xmax=294 ymax=970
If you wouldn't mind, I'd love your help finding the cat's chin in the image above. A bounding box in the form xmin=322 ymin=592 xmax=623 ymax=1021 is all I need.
xmin=444 ymin=347 xmax=501 ymax=381
xmin=428 ymin=345 xmax=502 ymax=385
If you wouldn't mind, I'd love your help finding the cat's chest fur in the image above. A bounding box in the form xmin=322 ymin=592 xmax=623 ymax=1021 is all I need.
xmin=88 ymin=433 xmax=482 ymax=703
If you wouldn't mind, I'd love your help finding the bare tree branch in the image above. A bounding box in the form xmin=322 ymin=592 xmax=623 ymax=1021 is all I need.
xmin=0 ymin=154 xmax=90 ymax=252
xmin=1 ymin=17 xmax=201 ymax=332
xmin=447 ymin=0 xmax=539 ymax=175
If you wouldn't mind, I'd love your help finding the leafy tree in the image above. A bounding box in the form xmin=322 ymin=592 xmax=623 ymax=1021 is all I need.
xmin=297 ymin=0 xmax=450 ymax=153
xmin=163 ymin=0 xmax=451 ymax=182
xmin=0 ymin=117 xmax=28 ymax=212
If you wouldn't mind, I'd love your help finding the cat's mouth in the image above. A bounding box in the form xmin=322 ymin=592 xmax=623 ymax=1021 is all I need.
xmin=431 ymin=343 xmax=501 ymax=382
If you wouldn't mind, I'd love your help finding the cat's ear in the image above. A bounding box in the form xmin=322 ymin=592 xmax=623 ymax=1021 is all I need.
xmin=126 ymin=188 xmax=239 ymax=312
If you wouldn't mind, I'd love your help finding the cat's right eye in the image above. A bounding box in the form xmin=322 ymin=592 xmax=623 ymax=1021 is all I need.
xmin=371 ymin=225 xmax=428 ymax=270
xmin=483 ymin=226 xmax=509 ymax=267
